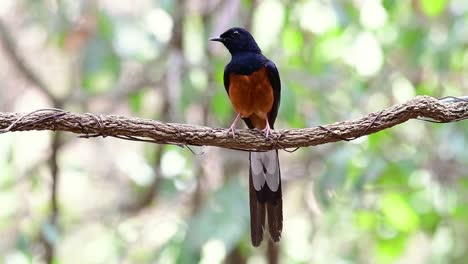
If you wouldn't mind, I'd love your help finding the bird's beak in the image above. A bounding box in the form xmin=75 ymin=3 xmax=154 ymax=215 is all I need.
xmin=209 ymin=37 xmax=224 ymax=42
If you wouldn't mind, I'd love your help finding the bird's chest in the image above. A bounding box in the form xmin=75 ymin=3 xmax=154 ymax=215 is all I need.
xmin=228 ymin=67 xmax=274 ymax=120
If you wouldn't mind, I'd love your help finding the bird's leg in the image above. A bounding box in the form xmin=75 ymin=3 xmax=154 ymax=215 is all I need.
xmin=262 ymin=119 xmax=273 ymax=138
xmin=227 ymin=113 xmax=241 ymax=138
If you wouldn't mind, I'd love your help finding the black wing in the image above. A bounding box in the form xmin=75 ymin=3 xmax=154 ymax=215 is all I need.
xmin=265 ymin=60 xmax=281 ymax=129
xmin=223 ymin=65 xmax=231 ymax=95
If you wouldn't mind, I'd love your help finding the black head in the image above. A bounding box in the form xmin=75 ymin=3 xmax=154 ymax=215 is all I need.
xmin=210 ymin=27 xmax=261 ymax=54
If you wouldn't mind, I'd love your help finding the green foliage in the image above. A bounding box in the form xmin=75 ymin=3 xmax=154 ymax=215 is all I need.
xmin=128 ymin=91 xmax=145 ymax=113
xmin=420 ymin=0 xmax=448 ymax=17
xmin=82 ymin=11 xmax=120 ymax=94
xmin=178 ymin=180 xmax=248 ymax=263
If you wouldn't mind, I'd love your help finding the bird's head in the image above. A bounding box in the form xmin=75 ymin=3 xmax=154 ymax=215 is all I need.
xmin=210 ymin=27 xmax=261 ymax=54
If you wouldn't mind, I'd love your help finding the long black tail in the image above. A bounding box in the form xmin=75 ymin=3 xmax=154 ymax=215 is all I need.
xmin=249 ymin=150 xmax=283 ymax=247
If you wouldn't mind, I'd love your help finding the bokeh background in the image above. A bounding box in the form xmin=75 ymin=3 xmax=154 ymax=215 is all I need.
xmin=1 ymin=0 xmax=468 ymax=263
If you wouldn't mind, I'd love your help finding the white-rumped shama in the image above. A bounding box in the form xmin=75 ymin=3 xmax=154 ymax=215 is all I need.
xmin=210 ymin=27 xmax=282 ymax=247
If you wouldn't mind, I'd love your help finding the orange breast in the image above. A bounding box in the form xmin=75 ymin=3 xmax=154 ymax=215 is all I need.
xmin=228 ymin=67 xmax=274 ymax=129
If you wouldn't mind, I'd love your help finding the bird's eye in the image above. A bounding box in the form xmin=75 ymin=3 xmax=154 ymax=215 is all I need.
xmin=232 ymin=30 xmax=239 ymax=37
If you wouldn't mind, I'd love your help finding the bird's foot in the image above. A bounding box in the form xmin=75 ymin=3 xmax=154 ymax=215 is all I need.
xmin=227 ymin=113 xmax=241 ymax=139
xmin=262 ymin=122 xmax=273 ymax=138
xmin=227 ymin=124 xmax=237 ymax=139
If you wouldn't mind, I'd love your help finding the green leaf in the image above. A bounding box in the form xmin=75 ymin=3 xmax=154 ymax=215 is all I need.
xmin=211 ymin=89 xmax=232 ymax=123
xmin=453 ymin=203 xmax=468 ymax=220
xmin=354 ymin=210 xmax=377 ymax=230
xmin=415 ymin=82 xmax=437 ymax=96
xmin=380 ymin=193 xmax=419 ymax=232
xmin=128 ymin=91 xmax=144 ymax=113
xmin=377 ymin=234 xmax=408 ymax=264
xmin=419 ymin=211 xmax=441 ymax=233
xmin=374 ymin=162 xmax=412 ymax=187
xmin=282 ymin=27 xmax=303 ymax=54
xmin=97 ymin=11 xmax=114 ymax=40
xmin=420 ymin=0 xmax=447 ymax=17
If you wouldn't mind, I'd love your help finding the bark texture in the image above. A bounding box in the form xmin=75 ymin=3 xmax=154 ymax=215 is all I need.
xmin=0 ymin=96 xmax=467 ymax=151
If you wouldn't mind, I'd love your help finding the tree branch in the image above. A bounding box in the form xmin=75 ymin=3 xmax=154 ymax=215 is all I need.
xmin=0 ymin=96 xmax=467 ymax=151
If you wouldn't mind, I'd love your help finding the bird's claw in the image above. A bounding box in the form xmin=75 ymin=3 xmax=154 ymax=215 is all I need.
xmin=227 ymin=125 xmax=237 ymax=139
xmin=261 ymin=121 xmax=274 ymax=138
xmin=262 ymin=126 xmax=272 ymax=138
xmin=227 ymin=113 xmax=241 ymax=139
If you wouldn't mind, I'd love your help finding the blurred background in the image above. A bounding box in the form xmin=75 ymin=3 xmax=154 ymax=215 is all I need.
xmin=0 ymin=0 xmax=468 ymax=263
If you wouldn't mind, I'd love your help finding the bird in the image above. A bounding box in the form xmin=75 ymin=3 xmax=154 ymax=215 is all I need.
xmin=210 ymin=27 xmax=282 ymax=247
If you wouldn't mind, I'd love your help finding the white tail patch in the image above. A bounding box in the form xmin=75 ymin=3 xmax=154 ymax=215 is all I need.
xmin=250 ymin=150 xmax=279 ymax=191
